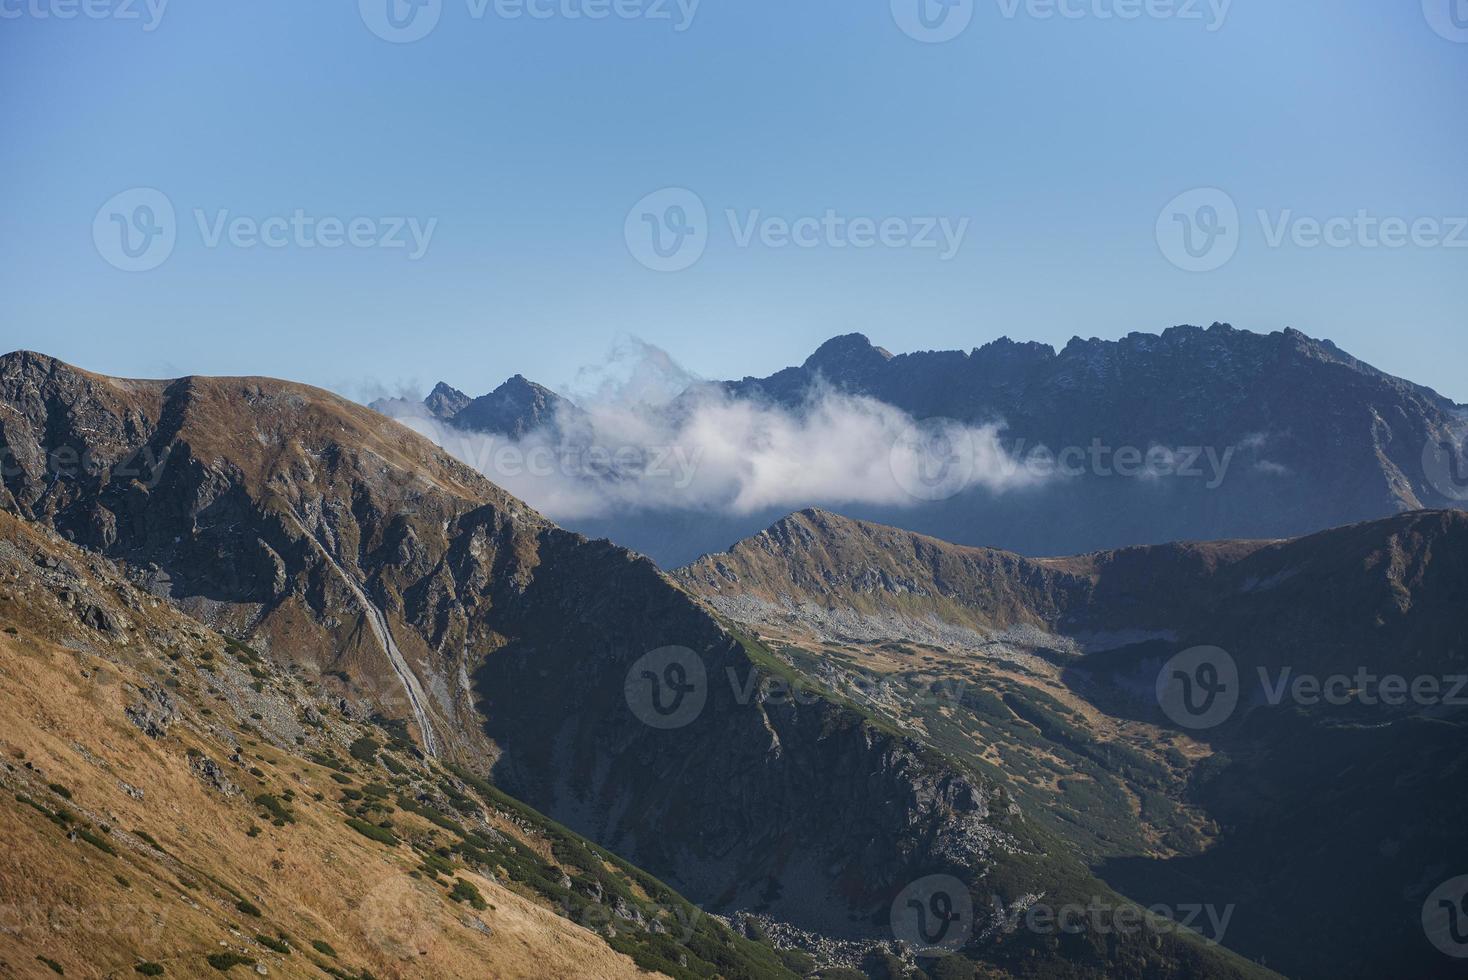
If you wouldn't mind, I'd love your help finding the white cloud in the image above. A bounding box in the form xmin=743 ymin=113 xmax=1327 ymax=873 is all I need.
xmin=375 ymin=340 xmax=1046 ymax=520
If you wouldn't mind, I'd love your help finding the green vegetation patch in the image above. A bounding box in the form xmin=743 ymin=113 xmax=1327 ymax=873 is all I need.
xmin=346 ymin=818 xmax=399 ymax=846
xmin=348 ymin=736 xmax=380 ymax=766
xmin=252 ymin=793 xmax=296 ymax=825
xmin=449 ymin=878 xmax=488 ymax=910
xmin=205 ymin=952 xmax=255 ymax=971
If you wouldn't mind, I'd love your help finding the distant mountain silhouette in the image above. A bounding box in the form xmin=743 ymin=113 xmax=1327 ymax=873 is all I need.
xmin=573 ymin=324 xmax=1466 ymax=565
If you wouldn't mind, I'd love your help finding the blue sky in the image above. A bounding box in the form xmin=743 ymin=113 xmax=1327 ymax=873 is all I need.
xmin=1 ymin=1 xmax=1465 ymax=401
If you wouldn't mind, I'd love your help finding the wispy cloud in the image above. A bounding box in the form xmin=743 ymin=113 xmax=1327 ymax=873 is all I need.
xmin=374 ymin=339 xmax=1045 ymax=520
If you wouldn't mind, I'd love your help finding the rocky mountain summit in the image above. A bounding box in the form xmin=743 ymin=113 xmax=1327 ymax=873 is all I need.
xmin=379 ymin=374 xmax=579 ymax=440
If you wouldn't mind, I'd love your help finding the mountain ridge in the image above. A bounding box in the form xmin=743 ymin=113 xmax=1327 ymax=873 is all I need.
xmin=0 ymin=350 xmax=1276 ymax=978
xmin=675 ymin=505 xmax=1468 ymax=979
xmin=385 ymin=324 xmax=1468 ymax=567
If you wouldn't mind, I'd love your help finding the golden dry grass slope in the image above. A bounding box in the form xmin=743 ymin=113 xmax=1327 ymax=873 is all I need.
xmin=0 ymin=511 xmax=658 ymax=980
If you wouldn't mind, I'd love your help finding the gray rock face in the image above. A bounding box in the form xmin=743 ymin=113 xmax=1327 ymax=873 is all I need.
xmin=187 ymin=751 xmax=238 ymax=796
xmin=448 ymin=375 xmax=579 ymax=440
xmin=125 ymin=683 xmax=180 ymax=739
xmin=424 ymin=382 xmax=471 ymax=421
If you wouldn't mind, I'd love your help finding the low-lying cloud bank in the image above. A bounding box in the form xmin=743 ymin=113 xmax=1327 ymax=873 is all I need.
xmin=374 ymin=343 xmax=1045 ymax=520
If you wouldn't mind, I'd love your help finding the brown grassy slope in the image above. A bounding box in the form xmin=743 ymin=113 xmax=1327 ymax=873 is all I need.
xmin=0 ymin=511 xmax=654 ymax=980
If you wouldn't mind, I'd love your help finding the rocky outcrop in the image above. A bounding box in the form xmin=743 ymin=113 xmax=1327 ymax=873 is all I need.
xmin=424 ymin=381 xmax=472 ymax=421
xmin=125 ymin=683 xmax=180 ymax=739
xmin=187 ymin=750 xmax=239 ymax=796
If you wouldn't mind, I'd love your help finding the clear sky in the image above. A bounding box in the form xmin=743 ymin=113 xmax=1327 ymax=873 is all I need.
xmin=2 ymin=1 xmax=1465 ymax=401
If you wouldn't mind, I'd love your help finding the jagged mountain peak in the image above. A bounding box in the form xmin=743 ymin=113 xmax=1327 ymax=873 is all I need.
xmin=439 ymin=374 xmax=578 ymax=438
xmin=801 ymin=332 xmax=894 ymax=379
xmin=490 ymin=372 xmax=553 ymax=399
xmin=424 ymin=380 xmax=472 ymax=420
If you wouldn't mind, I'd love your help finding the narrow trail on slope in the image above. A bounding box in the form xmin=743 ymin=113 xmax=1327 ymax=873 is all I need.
xmin=285 ymin=510 xmax=441 ymax=758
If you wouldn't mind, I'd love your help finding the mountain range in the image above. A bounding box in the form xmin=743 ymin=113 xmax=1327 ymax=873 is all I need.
xmin=384 ymin=324 xmax=1468 ymax=567
xmin=2 ymin=348 xmax=1464 ymax=978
